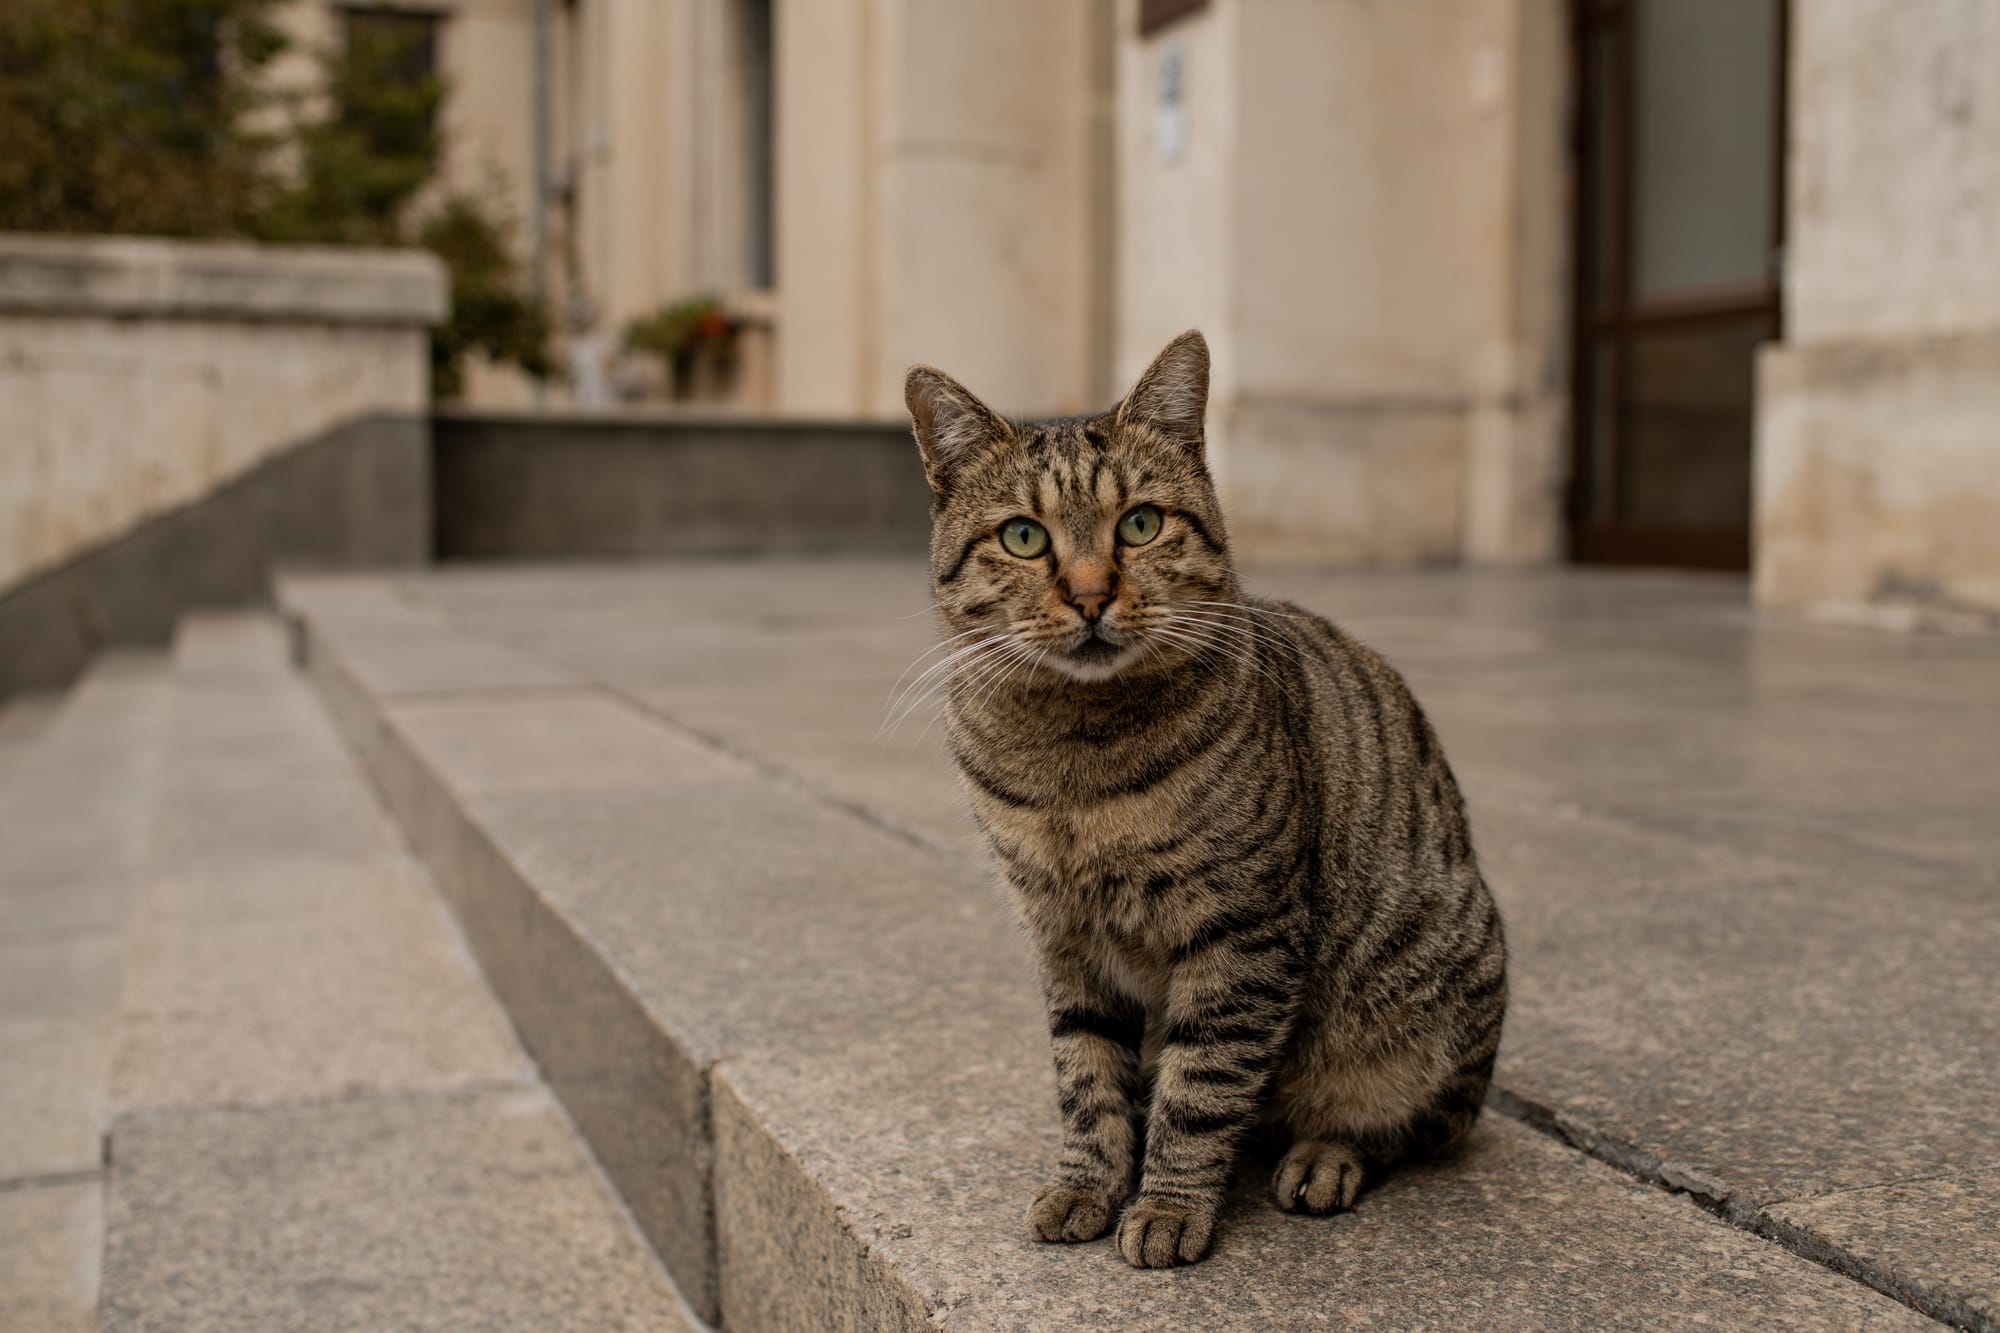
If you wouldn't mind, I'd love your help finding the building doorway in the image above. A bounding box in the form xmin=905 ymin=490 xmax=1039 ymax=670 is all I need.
xmin=1568 ymin=0 xmax=1786 ymax=571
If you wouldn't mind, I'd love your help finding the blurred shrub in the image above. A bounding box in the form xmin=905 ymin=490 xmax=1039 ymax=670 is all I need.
xmin=249 ymin=19 xmax=444 ymax=247
xmin=419 ymin=195 xmax=555 ymax=400
xmin=0 ymin=0 xmax=285 ymax=236
xmin=0 ymin=0 xmax=551 ymax=400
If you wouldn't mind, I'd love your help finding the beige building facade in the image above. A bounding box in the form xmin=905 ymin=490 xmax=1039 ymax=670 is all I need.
xmin=282 ymin=0 xmax=1998 ymax=623
xmin=1754 ymin=2 xmax=2000 ymax=626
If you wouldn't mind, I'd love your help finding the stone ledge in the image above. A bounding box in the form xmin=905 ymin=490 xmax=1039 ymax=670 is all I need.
xmin=279 ymin=571 xmax=1943 ymax=1331
xmin=0 ymin=233 xmax=447 ymax=326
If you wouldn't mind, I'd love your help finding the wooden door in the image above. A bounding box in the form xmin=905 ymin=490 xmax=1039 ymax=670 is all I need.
xmin=1569 ymin=0 xmax=1787 ymax=570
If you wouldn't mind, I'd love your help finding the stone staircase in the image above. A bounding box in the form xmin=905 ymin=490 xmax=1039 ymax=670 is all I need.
xmin=1 ymin=616 xmax=691 ymax=1332
xmin=3 ymin=562 xmax=1995 ymax=1330
xmin=2 ymin=655 xmax=168 ymax=1333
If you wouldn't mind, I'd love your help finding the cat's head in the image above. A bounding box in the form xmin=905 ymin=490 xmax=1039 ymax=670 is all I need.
xmin=905 ymin=330 xmax=1237 ymax=684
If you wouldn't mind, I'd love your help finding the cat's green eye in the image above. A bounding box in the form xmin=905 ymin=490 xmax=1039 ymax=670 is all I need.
xmin=1117 ymin=504 xmax=1163 ymax=547
xmin=999 ymin=517 xmax=1050 ymax=558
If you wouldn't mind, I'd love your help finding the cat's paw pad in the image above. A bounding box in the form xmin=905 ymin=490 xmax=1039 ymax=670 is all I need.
xmin=1116 ymin=1194 xmax=1216 ymax=1268
xmin=1273 ymin=1139 xmax=1364 ymax=1215
xmin=1028 ymin=1182 xmax=1120 ymax=1243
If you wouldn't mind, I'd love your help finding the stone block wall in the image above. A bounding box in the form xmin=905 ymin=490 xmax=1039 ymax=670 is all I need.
xmin=1754 ymin=3 xmax=2000 ymax=626
xmin=431 ymin=411 xmax=930 ymax=560
xmin=0 ymin=234 xmax=445 ymax=595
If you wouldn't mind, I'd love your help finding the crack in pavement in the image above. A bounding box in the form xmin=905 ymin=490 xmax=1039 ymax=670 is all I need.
xmin=1488 ymin=1087 xmax=1987 ymax=1332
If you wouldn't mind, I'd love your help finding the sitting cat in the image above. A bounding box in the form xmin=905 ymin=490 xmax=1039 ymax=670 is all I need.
xmin=905 ymin=330 xmax=1507 ymax=1268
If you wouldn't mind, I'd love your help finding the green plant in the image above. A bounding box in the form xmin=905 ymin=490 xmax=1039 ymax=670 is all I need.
xmin=0 ymin=0 xmax=286 ymax=236
xmin=0 ymin=0 xmax=553 ymax=400
xmin=419 ymin=193 xmax=555 ymax=400
xmin=249 ymin=24 xmax=551 ymax=398
xmin=250 ymin=20 xmax=444 ymax=246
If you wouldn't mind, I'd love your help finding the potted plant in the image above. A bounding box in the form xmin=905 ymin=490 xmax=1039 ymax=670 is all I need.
xmin=620 ymin=295 xmax=739 ymax=402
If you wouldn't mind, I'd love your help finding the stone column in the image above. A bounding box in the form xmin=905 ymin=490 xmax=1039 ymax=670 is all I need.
xmin=1115 ymin=0 xmax=1567 ymax=565
xmin=1754 ymin=1 xmax=2000 ymax=626
xmin=776 ymin=0 xmax=1114 ymax=420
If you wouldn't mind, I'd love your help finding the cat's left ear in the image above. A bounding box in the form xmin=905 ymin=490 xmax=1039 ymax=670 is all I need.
xmin=905 ymin=366 xmax=1012 ymax=494
xmin=1115 ymin=329 xmax=1210 ymax=457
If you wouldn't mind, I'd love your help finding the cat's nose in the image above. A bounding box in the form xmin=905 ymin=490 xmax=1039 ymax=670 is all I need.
xmin=1072 ymin=591 xmax=1110 ymax=622
xmin=1067 ymin=566 xmax=1115 ymax=622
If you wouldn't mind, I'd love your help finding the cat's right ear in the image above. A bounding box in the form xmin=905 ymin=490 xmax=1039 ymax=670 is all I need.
xmin=1115 ymin=329 xmax=1210 ymax=456
xmin=905 ymin=366 xmax=1011 ymax=494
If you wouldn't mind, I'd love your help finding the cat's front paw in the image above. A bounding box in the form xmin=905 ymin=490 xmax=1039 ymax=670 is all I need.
xmin=1116 ymin=1194 xmax=1216 ymax=1268
xmin=1028 ymin=1182 xmax=1121 ymax=1243
xmin=1272 ymin=1139 xmax=1365 ymax=1215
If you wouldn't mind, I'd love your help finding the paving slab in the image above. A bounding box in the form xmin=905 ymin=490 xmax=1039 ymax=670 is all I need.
xmin=113 ymin=617 xmax=529 ymax=1111
xmin=0 ymin=935 xmax=122 ymax=1181
xmin=275 ymin=576 xmax=579 ymax=697
xmin=1477 ymin=800 xmax=2000 ymax=1205
xmin=0 ymin=655 xmax=170 ymax=1331
xmin=0 ymin=656 xmax=169 ymax=1190
xmin=101 ymin=1088 xmax=692 ymax=1333
xmin=95 ymin=611 xmax=696 ymax=1331
xmin=1768 ymin=1169 xmax=2000 ymax=1331
xmin=147 ymin=618 xmax=406 ymax=874
xmin=0 ymin=1181 xmax=101 ymax=1333
xmin=0 ymin=689 xmax=62 ymax=749
xmin=0 ymin=653 xmax=170 ymax=909
xmin=282 ymin=574 xmax=1963 ymax=1327
xmin=113 ymin=853 xmax=530 ymax=1110
xmin=364 ymin=561 xmax=2000 ymax=1325
xmin=716 ymin=1081 xmax=1927 ymax=1332
xmin=0 ymin=932 xmax=125 ymax=1027
xmin=0 ymin=1018 xmax=113 ymax=1181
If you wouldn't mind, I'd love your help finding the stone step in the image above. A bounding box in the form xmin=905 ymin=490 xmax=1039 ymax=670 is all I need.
xmin=94 ymin=613 xmax=695 ymax=1331
xmin=0 ymin=688 xmax=64 ymax=750
xmin=0 ymin=652 xmax=172 ymax=1333
xmin=281 ymin=571 xmax=1940 ymax=1331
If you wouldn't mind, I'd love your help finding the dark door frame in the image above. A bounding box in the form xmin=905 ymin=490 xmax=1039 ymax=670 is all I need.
xmin=1565 ymin=0 xmax=1789 ymax=572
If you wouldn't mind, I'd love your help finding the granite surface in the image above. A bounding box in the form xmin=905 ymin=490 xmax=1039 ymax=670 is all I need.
xmin=114 ymin=617 xmax=529 ymax=1111
xmin=272 ymin=562 xmax=2000 ymax=1326
xmin=0 ymin=656 xmax=169 ymax=1190
xmin=366 ymin=560 xmax=2000 ymax=1326
xmin=81 ymin=611 xmax=698 ymax=1331
xmin=0 ymin=1182 xmax=101 ymax=1333
xmin=1768 ymin=1169 xmax=2000 ymax=1330
xmin=101 ymin=1089 xmax=691 ymax=1333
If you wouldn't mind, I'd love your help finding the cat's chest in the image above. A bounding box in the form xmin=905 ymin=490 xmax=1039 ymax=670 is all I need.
xmin=982 ymin=799 xmax=1203 ymax=943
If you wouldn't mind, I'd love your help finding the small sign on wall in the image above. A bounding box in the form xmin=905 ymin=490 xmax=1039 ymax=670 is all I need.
xmin=1157 ymin=42 xmax=1187 ymax=165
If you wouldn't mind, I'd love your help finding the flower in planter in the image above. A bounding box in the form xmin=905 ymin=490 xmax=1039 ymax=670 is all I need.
xmin=621 ymin=296 xmax=740 ymax=401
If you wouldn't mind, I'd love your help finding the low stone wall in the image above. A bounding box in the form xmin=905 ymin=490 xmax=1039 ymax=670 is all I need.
xmin=433 ymin=411 xmax=931 ymax=559
xmin=0 ymin=233 xmax=445 ymax=594
xmin=0 ymin=414 xmax=429 ymax=696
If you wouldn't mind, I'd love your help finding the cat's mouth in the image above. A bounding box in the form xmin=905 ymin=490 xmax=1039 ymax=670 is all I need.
xmin=1049 ymin=626 xmax=1137 ymax=681
xmin=1067 ymin=635 xmax=1124 ymax=663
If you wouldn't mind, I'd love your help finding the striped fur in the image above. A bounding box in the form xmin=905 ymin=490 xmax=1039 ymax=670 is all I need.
xmin=905 ymin=332 xmax=1506 ymax=1268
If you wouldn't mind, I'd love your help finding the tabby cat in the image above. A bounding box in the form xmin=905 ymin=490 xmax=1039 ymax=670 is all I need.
xmin=904 ymin=331 xmax=1507 ymax=1269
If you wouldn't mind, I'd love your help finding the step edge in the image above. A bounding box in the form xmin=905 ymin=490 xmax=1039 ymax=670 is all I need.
xmin=292 ymin=605 xmax=727 ymax=1325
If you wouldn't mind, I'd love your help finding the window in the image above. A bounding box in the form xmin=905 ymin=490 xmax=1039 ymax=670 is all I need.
xmin=739 ymin=0 xmax=775 ymax=289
